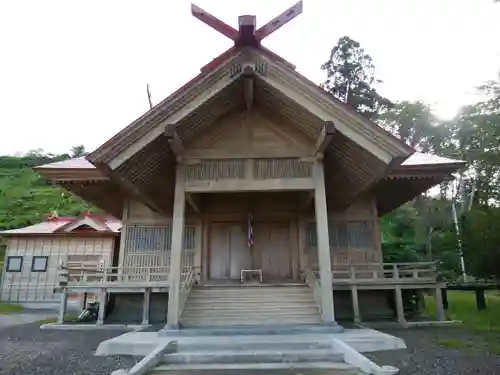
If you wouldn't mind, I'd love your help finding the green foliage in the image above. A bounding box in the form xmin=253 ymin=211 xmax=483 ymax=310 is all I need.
xmin=321 ymin=36 xmax=392 ymax=118
xmin=0 ymin=150 xmax=94 ymax=231
xmin=425 ymin=291 xmax=500 ymax=333
xmin=462 ymin=207 xmax=500 ymax=279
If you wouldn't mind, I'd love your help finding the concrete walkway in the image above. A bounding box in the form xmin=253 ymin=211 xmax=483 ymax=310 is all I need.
xmin=0 ymin=308 xmax=56 ymax=329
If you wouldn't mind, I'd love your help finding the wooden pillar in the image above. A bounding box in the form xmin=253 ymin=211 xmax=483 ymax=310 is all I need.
xmin=166 ymin=165 xmax=186 ymax=329
xmin=142 ymin=288 xmax=151 ymax=326
xmin=57 ymin=288 xmax=68 ymax=324
xmin=435 ymin=286 xmax=446 ymax=321
xmin=475 ymin=288 xmax=487 ymax=310
xmin=394 ymin=286 xmax=406 ymax=326
xmin=313 ymin=161 xmax=335 ymax=323
xmin=350 ymin=285 xmax=361 ymax=324
xmin=97 ymin=288 xmax=107 ymax=325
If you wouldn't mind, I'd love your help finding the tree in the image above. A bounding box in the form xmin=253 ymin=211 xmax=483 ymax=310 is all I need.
xmin=71 ymin=145 xmax=87 ymax=158
xmin=377 ymin=101 xmax=442 ymax=152
xmin=321 ymin=36 xmax=392 ymax=118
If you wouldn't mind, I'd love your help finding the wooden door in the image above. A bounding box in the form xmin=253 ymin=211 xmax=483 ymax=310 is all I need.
xmin=209 ymin=223 xmax=250 ymax=279
xmin=254 ymin=221 xmax=291 ymax=279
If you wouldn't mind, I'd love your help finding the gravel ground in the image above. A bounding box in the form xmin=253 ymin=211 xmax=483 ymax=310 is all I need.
xmin=370 ymin=327 xmax=500 ymax=375
xmin=0 ymin=322 xmax=136 ymax=375
xmin=1 ymin=323 xmax=500 ymax=375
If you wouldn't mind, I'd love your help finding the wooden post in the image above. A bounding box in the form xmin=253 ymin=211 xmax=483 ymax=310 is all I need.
xmin=97 ymin=288 xmax=107 ymax=325
xmin=142 ymin=288 xmax=151 ymax=326
xmin=441 ymin=288 xmax=449 ymax=310
xmin=475 ymin=288 xmax=487 ymax=310
xmin=57 ymin=287 xmax=68 ymax=324
xmin=350 ymin=285 xmax=361 ymax=324
xmin=166 ymin=165 xmax=186 ymax=329
xmin=435 ymin=286 xmax=446 ymax=321
xmin=394 ymin=286 xmax=406 ymax=326
xmin=313 ymin=161 xmax=335 ymax=324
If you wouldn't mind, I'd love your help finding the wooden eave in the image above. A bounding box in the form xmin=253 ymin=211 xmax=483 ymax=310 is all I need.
xmin=87 ymin=46 xmax=414 ymax=176
xmin=33 ymin=167 xmax=108 ymax=182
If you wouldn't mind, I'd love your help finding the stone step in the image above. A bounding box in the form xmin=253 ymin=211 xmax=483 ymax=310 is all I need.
xmin=151 ymin=361 xmax=359 ymax=374
xmin=161 ymin=349 xmax=343 ymax=365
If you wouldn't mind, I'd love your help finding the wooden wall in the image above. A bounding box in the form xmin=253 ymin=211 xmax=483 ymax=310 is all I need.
xmin=304 ymin=194 xmax=382 ymax=268
xmin=0 ymin=236 xmax=114 ymax=302
xmin=120 ymin=199 xmax=201 ymax=272
xmin=118 ymin=192 xmax=382 ymax=279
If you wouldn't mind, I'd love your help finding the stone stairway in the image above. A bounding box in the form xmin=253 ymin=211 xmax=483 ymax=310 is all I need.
xmin=180 ymin=283 xmax=322 ymax=327
xmin=109 ymin=331 xmax=400 ymax=374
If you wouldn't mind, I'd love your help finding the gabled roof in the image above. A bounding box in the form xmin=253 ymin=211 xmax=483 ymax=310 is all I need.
xmin=0 ymin=213 xmax=121 ymax=236
xmin=86 ymin=47 xmax=414 ymax=171
xmin=35 ymin=152 xmax=463 ymax=173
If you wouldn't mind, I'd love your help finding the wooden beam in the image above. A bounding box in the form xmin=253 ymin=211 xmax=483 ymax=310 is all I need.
xmin=164 ymin=124 xmax=185 ymax=155
xmin=186 ymin=193 xmax=201 ymax=213
xmin=185 ymin=178 xmax=315 ymax=193
xmin=254 ymin=1 xmax=303 ymax=42
xmin=191 ymin=4 xmax=239 ymax=41
xmin=243 ymin=65 xmax=255 ymax=110
xmin=315 ymin=121 xmax=336 ymax=159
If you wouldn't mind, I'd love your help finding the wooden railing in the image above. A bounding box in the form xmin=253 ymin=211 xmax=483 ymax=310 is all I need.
xmin=302 ymin=268 xmax=322 ymax=315
xmin=58 ymin=264 xmax=170 ymax=287
xmin=330 ymin=262 xmax=437 ymax=283
xmin=178 ymin=266 xmax=196 ymax=316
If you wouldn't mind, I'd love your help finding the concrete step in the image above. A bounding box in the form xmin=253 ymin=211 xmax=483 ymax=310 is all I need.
xmin=161 ymin=349 xmax=344 ymax=365
xmin=176 ymin=340 xmax=333 ymax=352
xmin=151 ymin=361 xmax=359 ymax=373
xmin=159 ymin=323 xmax=344 ymax=337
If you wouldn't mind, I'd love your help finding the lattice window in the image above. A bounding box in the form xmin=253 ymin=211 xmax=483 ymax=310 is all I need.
xmin=254 ymin=158 xmax=313 ymax=179
xmin=125 ymin=225 xmax=172 ymax=253
xmin=185 ymin=159 xmax=245 ymax=181
xmin=306 ymin=221 xmax=374 ymax=249
xmin=124 ymin=225 xmax=196 ymax=253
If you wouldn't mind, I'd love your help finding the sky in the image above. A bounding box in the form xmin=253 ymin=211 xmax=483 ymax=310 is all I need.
xmin=1 ymin=0 xmax=499 ymax=156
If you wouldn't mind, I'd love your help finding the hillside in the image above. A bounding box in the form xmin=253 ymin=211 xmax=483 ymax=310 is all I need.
xmin=0 ymin=150 xmax=94 ymax=231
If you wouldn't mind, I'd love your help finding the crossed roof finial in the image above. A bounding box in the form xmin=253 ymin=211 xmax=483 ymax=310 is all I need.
xmin=191 ymin=1 xmax=303 ymax=48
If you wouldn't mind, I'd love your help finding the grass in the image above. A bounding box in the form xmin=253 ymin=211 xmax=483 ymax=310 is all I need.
xmin=425 ymin=290 xmax=500 ymax=354
xmin=425 ymin=290 xmax=500 ymax=332
xmin=0 ymin=303 xmax=24 ymax=314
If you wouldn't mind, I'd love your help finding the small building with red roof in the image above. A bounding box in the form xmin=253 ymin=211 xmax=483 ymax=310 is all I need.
xmin=0 ymin=211 xmax=121 ymax=304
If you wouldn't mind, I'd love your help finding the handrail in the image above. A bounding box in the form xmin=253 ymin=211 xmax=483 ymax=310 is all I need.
xmin=58 ymin=265 xmax=170 ymax=287
xmin=303 ymin=268 xmax=322 ymax=315
xmin=111 ymin=341 xmax=177 ymax=375
xmin=178 ymin=266 xmax=196 ymax=316
xmin=330 ymin=262 xmax=437 ymax=282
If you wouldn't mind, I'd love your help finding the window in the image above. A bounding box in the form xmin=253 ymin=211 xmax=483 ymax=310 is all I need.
xmin=306 ymin=220 xmax=375 ymax=249
xmin=6 ymin=256 xmax=23 ymax=272
xmin=31 ymin=256 xmax=48 ymax=272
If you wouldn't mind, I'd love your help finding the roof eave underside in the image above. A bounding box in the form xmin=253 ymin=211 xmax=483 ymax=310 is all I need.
xmin=88 ymin=47 xmax=414 ymax=171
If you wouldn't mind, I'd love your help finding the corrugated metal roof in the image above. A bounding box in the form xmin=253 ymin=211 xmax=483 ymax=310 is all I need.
xmin=36 ymin=157 xmax=94 ymax=169
xmin=0 ymin=216 xmax=121 ymax=235
xmin=402 ymin=152 xmax=466 ymax=166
